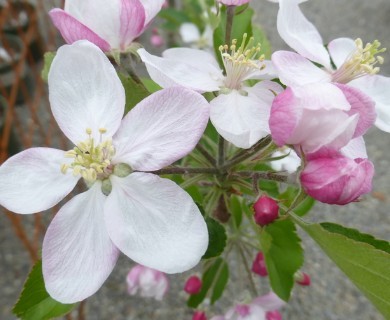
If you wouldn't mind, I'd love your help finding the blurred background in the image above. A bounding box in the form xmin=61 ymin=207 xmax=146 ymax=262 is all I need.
xmin=0 ymin=0 xmax=389 ymax=319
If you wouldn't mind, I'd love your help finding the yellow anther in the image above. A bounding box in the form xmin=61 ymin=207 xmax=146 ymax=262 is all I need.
xmin=99 ymin=128 xmax=107 ymax=134
xmin=60 ymin=164 xmax=69 ymax=174
xmin=86 ymin=128 xmax=92 ymax=135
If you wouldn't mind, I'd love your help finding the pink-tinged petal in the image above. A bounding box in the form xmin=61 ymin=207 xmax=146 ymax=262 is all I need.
xmin=0 ymin=148 xmax=78 ymax=214
xmin=49 ymin=41 xmax=125 ymax=145
xmin=349 ymin=75 xmax=390 ymax=132
xmin=113 ymin=87 xmax=209 ymax=171
xmin=138 ymin=48 xmax=222 ymax=92
xmin=340 ymin=137 xmax=368 ymax=159
xmin=277 ymin=0 xmax=331 ymax=69
xmin=120 ymin=0 xmax=146 ymax=49
xmin=336 ymin=84 xmax=376 ymax=137
xmin=106 ymin=173 xmax=208 ymax=273
xmin=49 ymin=9 xmax=111 ymax=51
xmin=253 ymin=292 xmax=285 ymax=311
xmin=210 ymin=90 xmax=271 ymax=149
xmin=301 ymin=156 xmax=374 ymax=205
xmin=272 ymin=51 xmax=331 ymax=86
xmin=328 ymin=38 xmax=356 ymax=69
xmin=65 ymin=0 xmax=121 ymax=49
xmin=139 ymin=0 xmax=165 ymax=25
xmin=42 ymin=182 xmax=119 ymax=303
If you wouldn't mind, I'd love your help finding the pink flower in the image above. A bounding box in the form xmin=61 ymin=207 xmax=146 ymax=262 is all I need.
xmin=127 ymin=264 xmax=169 ymax=300
xmin=271 ymin=0 xmax=390 ymax=131
xmin=251 ymin=252 xmax=268 ymax=277
xmin=49 ymin=0 xmax=165 ymax=52
xmin=253 ymin=195 xmax=279 ymax=227
xmin=300 ymin=153 xmax=374 ymax=205
xmin=269 ymin=83 xmax=376 ymax=154
xmin=217 ymin=0 xmax=251 ymax=5
xmin=184 ymin=275 xmax=203 ymax=295
xmin=0 ymin=41 xmax=210 ymax=303
xmin=193 ymin=311 xmax=208 ymax=320
xmin=150 ymin=28 xmax=164 ymax=48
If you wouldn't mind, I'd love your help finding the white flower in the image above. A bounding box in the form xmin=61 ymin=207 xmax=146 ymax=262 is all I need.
xmin=138 ymin=34 xmax=282 ymax=149
xmin=180 ymin=23 xmax=213 ymax=50
xmin=270 ymin=149 xmax=301 ymax=173
xmin=0 ymin=40 xmax=209 ymax=303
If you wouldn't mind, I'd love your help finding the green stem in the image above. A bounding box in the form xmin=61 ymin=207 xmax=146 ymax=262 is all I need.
xmin=196 ymin=144 xmax=217 ymax=167
xmin=236 ymin=243 xmax=258 ymax=296
xmin=218 ymin=136 xmax=225 ymax=168
xmin=152 ymin=167 xmax=219 ymax=175
xmin=225 ymin=6 xmax=236 ymax=45
xmin=235 ymin=171 xmax=289 ymax=183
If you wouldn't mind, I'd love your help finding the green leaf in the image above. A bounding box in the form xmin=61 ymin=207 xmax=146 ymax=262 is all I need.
xmin=252 ymin=25 xmax=272 ymax=59
xmin=279 ymin=186 xmax=315 ymax=217
xmin=187 ymin=258 xmax=229 ymax=308
xmin=229 ymin=195 xmax=243 ymax=228
xmin=41 ymin=52 xmax=55 ymax=83
xmin=260 ymin=219 xmax=304 ymax=301
xmin=13 ymin=260 xmax=76 ymax=320
xmin=202 ymin=217 xmax=227 ymax=259
xmin=210 ymin=260 xmax=229 ymax=304
xmin=291 ymin=216 xmax=390 ymax=318
xmin=118 ymin=73 xmax=150 ymax=113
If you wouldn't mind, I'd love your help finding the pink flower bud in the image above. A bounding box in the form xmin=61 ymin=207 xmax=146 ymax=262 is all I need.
xmin=252 ymin=252 xmax=268 ymax=277
xmin=126 ymin=264 xmax=169 ymax=300
xmin=193 ymin=311 xmax=207 ymax=320
xmin=295 ymin=271 xmax=311 ymax=286
xmin=218 ymin=0 xmax=251 ymax=5
xmin=253 ymin=195 xmax=279 ymax=226
xmin=185 ymin=275 xmax=202 ymax=295
xmin=266 ymin=310 xmax=283 ymax=320
xmin=150 ymin=28 xmax=164 ymax=48
xmin=300 ymin=155 xmax=374 ymax=205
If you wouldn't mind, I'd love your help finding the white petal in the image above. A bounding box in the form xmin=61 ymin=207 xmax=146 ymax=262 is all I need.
xmin=105 ymin=173 xmax=208 ymax=273
xmin=49 ymin=40 xmax=125 ymax=145
xmin=349 ymin=75 xmax=390 ymax=132
xmin=65 ymin=0 xmax=121 ymax=48
xmin=340 ymin=136 xmax=368 ymax=159
xmin=0 ymin=148 xmax=78 ymax=214
xmin=277 ymin=0 xmax=331 ymax=69
xmin=113 ymin=87 xmax=210 ymax=171
xmin=210 ymin=90 xmax=270 ymax=149
xmin=247 ymin=60 xmax=279 ymax=81
xmin=328 ymin=38 xmax=356 ymax=69
xmin=272 ymin=51 xmax=331 ymax=86
xmin=138 ymin=48 xmax=222 ymax=92
xmin=139 ymin=0 xmax=165 ymax=25
xmin=180 ymin=23 xmax=201 ymax=43
xmin=43 ymin=182 xmax=119 ymax=303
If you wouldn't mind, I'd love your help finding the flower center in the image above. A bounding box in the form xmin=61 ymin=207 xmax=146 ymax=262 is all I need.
xmin=332 ymin=38 xmax=386 ymax=84
xmin=61 ymin=128 xmax=115 ymax=183
xmin=219 ymin=33 xmax=266 ymax=90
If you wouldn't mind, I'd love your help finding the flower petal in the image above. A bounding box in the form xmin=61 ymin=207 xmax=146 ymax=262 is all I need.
xmin=49 ymin=9 xmax=111 ymax=51
xmin=49 ymin=40 xmax=125 ymax=145
xmin=180 ymin=23 xmax=201 ymax=43
xmin=43 ymin=182 xmax=119 ymax=303
xmin=65 ymin=0 xmax=121 ymax=48
xmin=0 ymin=148 xmax=78 ymax=214
xmin=277 ymin=0 xmax=331 ymax=68
xmin=210 ymin=90 xmax=271 ymax=149
xmin=328 ymin=38 xmax=356 ymax=69
xmin=336 ymin=84 xmax=376 ymax=137
xmin=272 ymin=51 xmax=331 ymax=87
xmin=340 ymin=136 xmax=368 ymax=159
xmin=113 ymin=87 xmax=210 ymax=171
xmin=138 ymin=48 xmax=222 ymax=92
xmin=253 ymin=292 xmax=285 ymax=311
xmin=349 ymin=75 xmax=390 ymax=132
xmin=139 ymin=0 xmax=165 ymax=25
xmin=105 ymin=173 xmax=208 ymax=273
xmin=119 ymin=0 xmax=146 ymax=49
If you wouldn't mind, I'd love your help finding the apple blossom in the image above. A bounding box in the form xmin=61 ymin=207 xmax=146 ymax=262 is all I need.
xmin=253 ymin=195 xmax=279 ymax=226
xmin=49 ymin=0 xmax=165 ymax=52
xmin=138 ymin=34 xmax=282 ymax=148
xmin=0 ymin=40 xmax=210 ymax=303
xmin=270 ymin=148 xmax=301 ymax=173
xmin=272 ymin=0 xmax=390 ymax=131
xmin=126 ymin=264 xmax=169 ymax=300
xmin=194 ymin=311 xmax=208 ymax=320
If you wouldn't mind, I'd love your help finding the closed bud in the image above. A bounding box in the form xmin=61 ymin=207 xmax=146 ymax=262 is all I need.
xmin=185 ymin=275 xmax=202 ymax=295
xmin=294 ymin=271 xmax=311 ymax=286
xmin=193 ymin=311 xmax=207 ymax=320
xmin=253 ymin=195 xmax=279 ymax=226
xmin=251 ymin=252 xmax=268 ymax=277
xmin=266 ymin=310 xmax=283 ymax=320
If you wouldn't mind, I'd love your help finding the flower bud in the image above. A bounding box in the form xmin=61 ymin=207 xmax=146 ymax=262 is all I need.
xmin=251 ymin=252 xmax=268 ymax=277
xmin=150 ymin=28 xmax=164 ymax=48
xmin=126 ymin=264 xmax=169 ymax=300
xmin=294 ymin=271 xmax=311 ymax=286
xmin=266 ymin=310 xmax=283 ymax=320
xmin=185 ymin=275 xmax=202 ymax=295
xmin=193 ymin=311 xmax=207 ymax=320
xmin=253 ymin=195 xmax=279 ymax=226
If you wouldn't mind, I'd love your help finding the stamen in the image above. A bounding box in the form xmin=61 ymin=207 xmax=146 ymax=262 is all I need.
xmin=219 ymin=33 xmax=266 ymax=90
xmin=332 ymin=38 xmax=386 ymax=84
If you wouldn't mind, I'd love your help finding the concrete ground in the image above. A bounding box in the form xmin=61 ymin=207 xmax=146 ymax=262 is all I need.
xmin=1 ymin=0 xmax=389 ymax=319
